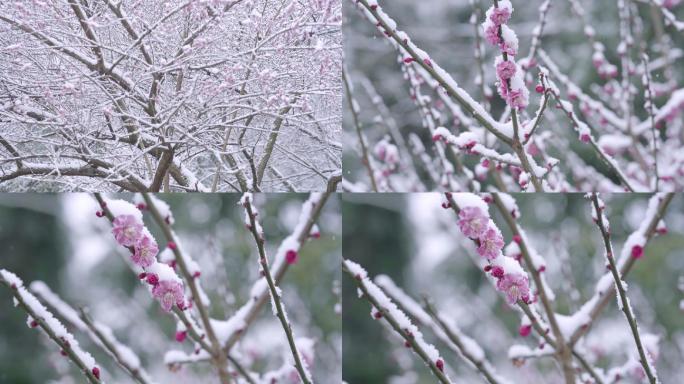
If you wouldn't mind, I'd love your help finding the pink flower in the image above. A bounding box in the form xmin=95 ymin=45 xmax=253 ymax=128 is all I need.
xmin=497 ymin=81 xmax=509 ymax=100
xmin=484 ymin=24 xmax=500 ymax=46
xmin=496 ymin=273 xmax=530 ymax=304
xmin=457 ymin=207 xmax=489 ymax=239
xmin=112 ymin=215 xmax=143 ymax=247
xmin=477 ymin=227 xmax=504 ymax=260
xmin=631 ymin=245 xmax=644 ymax=259
xmin=508 ymin=89 xmax=528 ymax=109
xmin=496 ymin=60 xmax=516 ymax=81
xmin=286 ymin=250 xmax=299 ymax=264
xmin=499 ymin=41 xmax=518 ymax=56
xmin=132 ymin=236 xmax=158 ymax=268
xmin=489 ymin=7 xmax=511 ymax=26
xmin=152 ymin=280 xmax=185 ymax=312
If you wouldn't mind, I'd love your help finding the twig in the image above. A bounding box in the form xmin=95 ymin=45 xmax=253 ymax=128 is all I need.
xmin=141 ymin=193 xmax=232 ymax=384
xmin=343 ymin=65 xmax=378 ymax=192
xmin=490 ymin=195 xmax=574 ymax=384
xmin=0 ymin=271 xmax=101 ymax=383
xmin=242 ymin=195 xmax=313 ymax=384
xmin=223 ymin=192 xmax=332 ymax=351
xmin=343 ymin=261 xmax=452 ymax=384
xmin=641 ymin=54 xmax=659 ymax=191
xmin=568 ymin=193 xmax=673 ymax=345
xmin=589 ymin=194 xmax=659 ymax=384
xmin=423 ymin=299 xmax=502 ymax=384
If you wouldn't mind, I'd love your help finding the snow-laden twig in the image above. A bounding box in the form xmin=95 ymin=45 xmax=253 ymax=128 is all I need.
xmin=241 ymin=193 xmax=313 ymax=384
xmin=30 ymin=281 xmax=154 ymax=384
xmin=374 ymin=275 xmax=508 ymax=384
xmin=221 ymin=192 xmax=330 ymax=352
xmin=444 ymin=192 xmax=610 ymax=383
xmin=589 ymin=194 xmax=660 ymax=384
xmin=350 ymin=0 xmax=511 ymax=143
xmin=343 ymin=65 xmax=378 ymax=192
xmin=568 ymin=193 xmax=673 ymax=346
xmin=343 ymin=260 xmax=453 ymax=384
xmin=489 ymin=192 xmax=575 ymax=381
xmin=92 ymin=193 xmax=231 ymax=383
xmin=541 ymin=68 xmax=637 ymax=192
xmin=0 ymin=269 xmax=102 ymax=383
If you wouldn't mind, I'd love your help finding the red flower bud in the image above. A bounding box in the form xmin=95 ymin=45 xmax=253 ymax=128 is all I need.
xmin=286 ymin=250 xmax=298 ymax=265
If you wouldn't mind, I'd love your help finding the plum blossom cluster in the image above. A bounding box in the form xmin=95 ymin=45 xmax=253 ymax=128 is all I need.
xmin=345 ymin=193 xmax=677 ymax=383
xmin=344 ymin=0 xmax=684 ymax=192
xmin=100 ymin=199 xmax=186 ymax=313
xmin=450 ymin=193 xmax=530 ymax=305
xmin=482 ymin=1 xmax=528 ymax=110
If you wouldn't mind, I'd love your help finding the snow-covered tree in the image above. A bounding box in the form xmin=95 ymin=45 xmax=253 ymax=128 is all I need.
xmin=0 ymin=0 xmax=342 ymax=192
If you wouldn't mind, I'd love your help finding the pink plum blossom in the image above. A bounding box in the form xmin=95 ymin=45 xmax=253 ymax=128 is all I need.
xmin=496 ymin=273 xmax=530 ymax=304
xmin=484 ymin=25 xmax=500 ymax=46
xmin=499 ymin=41 xmax=517 ymax=56
xmin=457 ymin=207 xmax=489 ymax=239
xmin=508 ymin=89 xmax=528 ymax=109
xmin=112 ymin=215 xmax=143 ymax=247
xmin=489 ymin=7 xmax=511 ymax=26
xmin=496 ymin=60 xmax=516 ymax=81
xmin=132 ymin=236 xmax=159 ymax=268
xmin=152 ymin=280 xmax=185 ymax=312
xmin=477 ymin=227 xmax=505 ymax=260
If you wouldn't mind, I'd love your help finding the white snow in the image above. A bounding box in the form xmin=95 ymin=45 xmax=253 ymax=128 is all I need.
xmin=451 ymin=193 xmax=490 ymax=215
xmin=106 ymin=199 xmax=143 ymax=221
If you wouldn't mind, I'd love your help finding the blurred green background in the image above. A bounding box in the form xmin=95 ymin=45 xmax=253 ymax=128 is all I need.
xmin=342 ymin=193 xmax=684 ymax=383
xmin=0 ymin=193 xmax=341 ymax=384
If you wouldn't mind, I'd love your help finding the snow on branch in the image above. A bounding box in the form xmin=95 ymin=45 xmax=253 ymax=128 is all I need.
xmin=344 ymin=0 xmax=684 ymax=192
xmin=0 ymin=269 xmax=103 ymax=383
xmin=342 ymin=259 xmax=453 ymax=383
xmin=0 ymin=0 xmax=342 ymax=192
xmin=240 ymin=193 xmax=314 ymax=384
xmin=30 ymin=281 xmax=155 ymax=384
xmin=588 ymin=193 xmax=660 ymax=384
